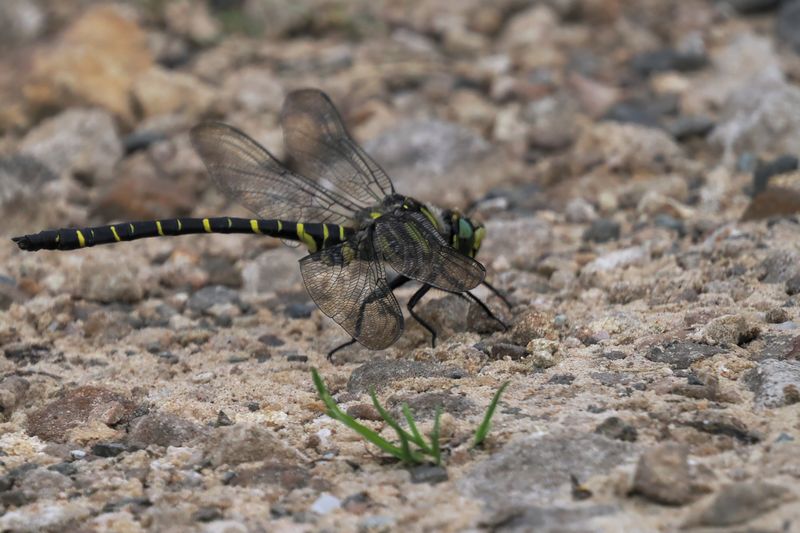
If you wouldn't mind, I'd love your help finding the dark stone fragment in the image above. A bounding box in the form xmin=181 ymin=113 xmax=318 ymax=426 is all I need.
xmin=490 ymin=343 xmax=527 ymax=360
xmin=753 ymin=155 xmax=798 ymax=196
xmin=409 ymin=464 xmax=448 ymax=484
xmin=193 ymin=507 xmax=223 ymax=522
xmin=347 ymin=360 xmax=467 ymax=393
xmin=92 ymin=442 xmax=127 ymax=457
xmin=594 ymin=416 xmax=638 ymax=442
xmin=0 ymin=490 xmax=29 ymax=507
xmin=646 ymin=341 xmax=724 ymax=370
xmin=258 ymin=334 xmax=284 ymax=347
xmin=757 ymin=334 xmax=800 ymax=360
xmin=47 ymin=462 xmax=77 ymax=477
xmin=390 ymin=392 xmax=475 ymax=419
xmin=668 ymin=115 xmax=715 ymax=141
xmin=653 ymin=214 xmax=686 ymax=235
xmin=630 ymin=48 xmax=708 ymax=76
xmin=601 ymin=350 xmax=627 ymax=360
xmin=101 ymin=497 xmax=152 ymax=513
xmin=759 ymin=250 xmax=800 ymax=283
xmin=718 ymin=0 xmax=781 ymax=13
xmin=547 ymin=374 xmax=575 ymax=385
xmin=603 ymin=101 xmax=661 ymax=128
xmin=286 ymin=354 xmax=308 ymax=362
xmin=786 ymin=275 xmax=800 ymax=296
xmin=683 ymin=412 xmax=760 ymax=444
xmin=121 ymin=130 xmax=167 ymax=154
xmin=777 ymin=0 xmax=800 ymax=53
xmin=215 ymin=410 xmax=234 ymax=427
xmin=3 ymin=342 xmax=51 ymax=365
xmin=285 ymin=302 xmax=315 ymax=319
xmin=187 ymin=285 xmax=241 ymax=313
xmin=246 ymin=402 xmax=260 ymax=412
xmin=582 ymin=219 xmax=620 ymax=243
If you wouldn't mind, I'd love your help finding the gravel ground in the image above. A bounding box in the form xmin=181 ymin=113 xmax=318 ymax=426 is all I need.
xmin=1 ymin=1 xmax=800 ymax=531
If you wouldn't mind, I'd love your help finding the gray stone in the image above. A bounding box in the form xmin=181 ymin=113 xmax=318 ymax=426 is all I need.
xmin=409 ymin=464 xmax=448 ymax=484
xmin=18 ymin=469 xmax=74 ymax=500
xmin=777 ymin=0 xmax=800 ymax=53
xmin=632 ymin=443 xmax=692 ymax=505
xmin=582 ymin=218 xmax=621 ymax=243
xmin=0 ymin=0 xmax=45 ymax=45
xmin=126 ymin=412 xmax=204 ymax=448
xmin=759 ymin=250 xmax=800 ymax=283
xmin=347 ymin=359 xmax=467 ymax=394
xmin=461 ymin=433 xmax=634 ymax=508
xmin=188 ymin=285 xmax=241 ymax=313
xmin=0 ymin=155 xmax=57 ymax=206
xmin=203 ymin=423 xmax=304 ymax=467
xmin=711 ymin=80 xmax=800 ymax=159
xmin=744 ymin=359 xmax=800 ymax=408
xmin=364 ymin=119 xmax=490 ymax=198
xmin=0 ymin=376 xmax=30 ymax=420
xmin=684 ymin=482 xmax=794 ymax=527
xmin=594 ymin=416 xmax=637 ymax=442
xmin=481 ymin=505 xmax=619 ymax=533
xmin=646 ymin=341 xmax=724 ymax=370
xmin=20 ymin=108 xmax=122 ymax=184
xmin=76 ymin=260 xmax=143 ymax=304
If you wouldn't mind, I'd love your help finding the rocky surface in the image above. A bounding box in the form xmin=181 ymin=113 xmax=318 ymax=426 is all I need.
xmin=1 ymin=1 xmax=800 ymax=531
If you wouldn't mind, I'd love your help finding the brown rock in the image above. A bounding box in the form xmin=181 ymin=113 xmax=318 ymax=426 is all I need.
xmin=346 ymin=403 xmax=382 ymax=421
xmin=23 ymin=5 xmax=153 ymax=122
xmin=26 ymin=386 xmax=137 ymax=443
xmin=132 ymin=67 xmax=215 ymax=118
xmin=632 ymin=442 xmax=693 ymax=505
xmin=511 ymin=309 xmax=556 ymax=345
xmin=0 ymin=376 xmax=30 ymax=420
xmin=684 ymin=482 xmax=795 ymax=527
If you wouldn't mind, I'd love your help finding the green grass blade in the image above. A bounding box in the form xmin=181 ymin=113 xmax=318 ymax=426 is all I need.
xmin=431 ymin=407 xmax=442 ymax=465
xmin=369 ymin=388 xmax=416 ymax=443
xmin=402 ymin=404 xmax=433 ymax=453
xmin=472 ymin=381 xmax=510 ymax=448
xmin=311 ymin=368 xmax=405 ymax=459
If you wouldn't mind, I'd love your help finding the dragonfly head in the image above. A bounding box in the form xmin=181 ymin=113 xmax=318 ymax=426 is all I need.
xmin=448 ymin=210 xmax=486 ymax=258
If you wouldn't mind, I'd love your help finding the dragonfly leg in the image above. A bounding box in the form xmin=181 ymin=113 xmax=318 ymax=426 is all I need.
xmin=483 ymin=280 xmax=513 ymax=309
xmin=326 ymin=275 xmax=413 ymax=361
xmin=407 ymin=285 xmax=436 ymax=347
xmin=327 ymin=339 xmax=357 ymax=361
xmin=460 ymin=291 xmax=509 ymax=330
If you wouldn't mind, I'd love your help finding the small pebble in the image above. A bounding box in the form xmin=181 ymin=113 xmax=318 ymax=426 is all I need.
xmin=310 ymin=493 xmax=341 ymax=515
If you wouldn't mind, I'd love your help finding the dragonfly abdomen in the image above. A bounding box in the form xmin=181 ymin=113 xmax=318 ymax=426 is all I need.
xmin=12 ymin=217 xmax=354 ymax=252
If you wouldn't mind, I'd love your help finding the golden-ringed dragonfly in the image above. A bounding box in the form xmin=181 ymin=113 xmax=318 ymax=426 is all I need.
xmin=13 ymin=89 xmax=511 ymax=358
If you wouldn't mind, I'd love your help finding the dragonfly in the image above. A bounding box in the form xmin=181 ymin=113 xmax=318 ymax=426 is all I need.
xmin=13 ymin=89 xmax=510 ymax=358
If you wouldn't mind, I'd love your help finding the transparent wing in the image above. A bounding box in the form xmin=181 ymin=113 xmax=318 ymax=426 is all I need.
xmin=281 ymin=89 xmax=394 ymax=209
xmin=300 ymin=232 xmax=403 ymax=350
xmin=374 ymin=211 xmax=486 ymax=292
xmin=190 ymin=122 xmax=363 ymax=225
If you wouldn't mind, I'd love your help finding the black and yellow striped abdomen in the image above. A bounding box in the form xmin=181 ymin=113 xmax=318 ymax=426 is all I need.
xmin=12 ymin=217 xmax=355 ymax=253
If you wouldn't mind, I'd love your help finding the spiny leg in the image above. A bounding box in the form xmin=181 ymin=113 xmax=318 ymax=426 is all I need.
xmin=459 ymin=291 xmax=509 ymax=330
xmin=327 ymin=275 xmax=412 ymax=361
xmin=483 ymin=280 xmax=513 ymax=309
xmin=407 ymin=285 xmax=436 ymax=347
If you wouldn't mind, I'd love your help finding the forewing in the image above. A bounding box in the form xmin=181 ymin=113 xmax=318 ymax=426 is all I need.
xmin=300 ymin=234 xmax=403 ymax=350
xmin=281 ymin=89 xmax=394 ymax=209
xmin=190 ymin=122 xmax=359 ymax=225
xmin=374 ymin=211 xmax=485 ymax=292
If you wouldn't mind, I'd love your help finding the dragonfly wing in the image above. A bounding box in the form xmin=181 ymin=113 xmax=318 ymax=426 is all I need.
xmin=374 ymin=211 xmax=486 ymax=292
xmin=190 ymin=122 xmax=361 ymax=225
xmin=281 ymin=89 xmax=394 ymax=209
xmin=300 ymin=233 xmax=403 ymax=350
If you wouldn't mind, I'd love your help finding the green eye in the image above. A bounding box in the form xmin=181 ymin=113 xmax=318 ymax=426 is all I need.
xmin=458 ymin=218 xmax=473 ymax=239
